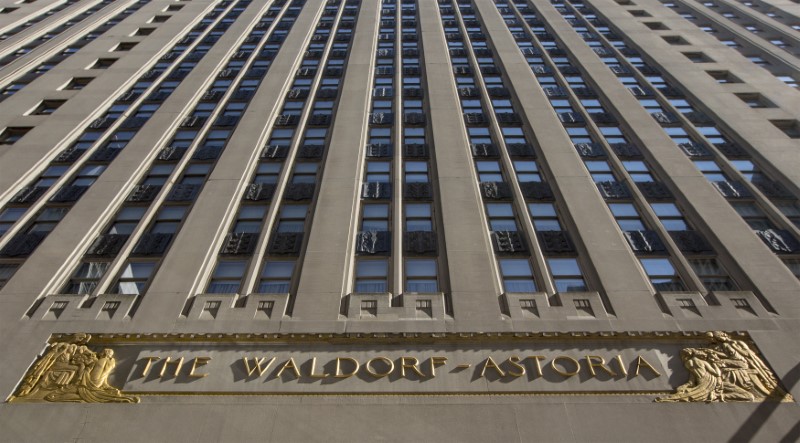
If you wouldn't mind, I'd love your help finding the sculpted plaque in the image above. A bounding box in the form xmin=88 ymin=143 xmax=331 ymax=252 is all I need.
xmin=6 ymin=331 xmax=791 ymax=403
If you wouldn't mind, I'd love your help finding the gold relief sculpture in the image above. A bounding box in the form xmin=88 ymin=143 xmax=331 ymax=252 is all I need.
xmin=656 ymin=332 xmax=791 ymax=403
xmin=8 ymin=333 xmax=139 ymax=404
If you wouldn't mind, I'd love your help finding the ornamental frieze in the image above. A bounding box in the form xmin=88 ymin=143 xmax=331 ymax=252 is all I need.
xmin=7 ymin=331 xmax=791 ymax=404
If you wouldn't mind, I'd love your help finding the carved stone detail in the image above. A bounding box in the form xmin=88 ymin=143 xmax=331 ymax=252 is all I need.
xmin=670 ymin=230 xmax=712 ymax=253
xmin=131 ymin=233 xmax=172 ymax=256
xmin=86 ymin=234 xmax=129 ymax=257
xmin=9 ymin=334 xmax=139 ymax=404
xmin=470 ymin=143 xmax=498 ymax=158
xmin=610 ymin=143 xmax=642 ymax=158
xmin=49 ymin=185 xmax=88 ymax=203
xmin=507 ymin=143 xmax=534 ymax=157
xmin=491 ymin=231 xmax=527 ymax=253
xmin=656 ymin=332 xmax=790 ymax=403
xmin=404 ymin=182 xmax=432 ymax=200
xmin=220 ymin=233 xmax=258 ymax=255
xmin=366 ymin=144 xmax=392 ymax=158
xmin=10 ymin=186 xmax=47 ymax=204
xmin=361 ymin=182 xmax=391 ymax=199
xmin=520 ymin=182 xmax=554 ymax=200
xmin=269 ymin=232 xmax=303 ymax=255
xmin=0 ymin=232 xmax=47 ymax=257
xmin=636 ymin=181 xmax=673 ymax=200
xmin=355 ymin=231 xmax=391 ymax=255
xmin=166 ymin=184 xmax=200 ymax=201
xmin=574 ymin=142 xmax=605 ymax=158
xmin=404 ymin=144 xmax=429 ymax=158
xmin=712 ymin=181 xmax=752 ymax=199
xmin=596 ymin=181 xmax=631 ymax=199
xmin=480 ymin=182 xmax=512 ymax=200
xmin=283 ymin=183 xmax=316 ymax=201
xmin=624 ymin=230 xmax=666 ymax=253
xmin=538 ymin=231 xmax=575 ymax=253
xmin=243 ymin=183 xmax=275 ymax=201
xmin=756 ymin=229 xmax=800 ymax=253
xmin=157 ymin=146 xmax=187 ymax=161
xmin=404 ymin=231 xmax=437 ymax=255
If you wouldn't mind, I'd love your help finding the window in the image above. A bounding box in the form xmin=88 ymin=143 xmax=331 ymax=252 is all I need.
xmin=355 ymin=259 xmax=388 ymax=293
xmin=0 ymin=127 xmax=31 ymax=144
xmin=640 ymin=258 xmax=685 ymax=291
xmin=662 ymin=35 xmax=688 ymax=45
xmin=134 ymin=27 xmax=155 ymax=36
xmin=362 ymin=203 xmax=389 ymax=231
xmin=771 ymin=120 xmax=800 ymax=139
xmin=276 ymin=205 xmax=307 ymax=233
xmin=112 ymin=261 xmax=156 ymax=295
xmin=499 ymin=259 xmax=537 ymax=293
xmin=547 ymin=258 xmax=587 ymax=292
xmin=88 ymin=58 xmax=117 ymax=69
xmin=30 ymin=100 xmax=66 ymax=115
xmin=783 ymin=259 xmax=800 ymax=279
xmin=405 ymin=203 xmax=432 ymax=232
xmin=644 ymin=22 xmax=668 ymax=30
xmin=107 ymin=206 xmax=146 ymax=235
xmin=683 ymin=52 xmax=712 ymax=63
xmin=151 ymin=205 xmax=186 ymax=234
xmin=0 ymin=264 xmax=18 ymax=290
xmin=61 ymin=262 xmax=109 ymax=294
xmin=528 ymin=203 xmax=562 ymax=231
xmin=707 ymin=71 xmax=741 ymax=83
xmin=0 ymin=207 xmax=26 ymax=236
xmin=150 ymin=15 xmax=170 ymax=23
xmin=405 ymin=259 xmax=438 ymax=292
xmin=735 ymin=93 xmax=772 ymax=108
xmin=63 ymin=77 xmax=93 ymax=90
xmin=487 ymin=203 xmax=518 ymax=231
xmin=113 ymin=42 xmax=137 ymax=52
xmin=610 ymin=203 xmax=646 ymax=231
xmin=258 ymin=261 xmax=295 ymax=293
xmin=731 ymin=202 xmax=774 ymax=230
xmin=688 ymin=258 xmax=737 ymax=291
xmin=207 ymin=260 xmax=246 ymax=293
xmin=233 ymin=205 xmax=267 ymax=233
xmin=651 ymin=203 xmax=689 ymax=230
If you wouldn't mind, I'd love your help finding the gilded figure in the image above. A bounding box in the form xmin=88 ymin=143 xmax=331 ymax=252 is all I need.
xmin=657 ymin=332 xmax=790 ymax=403
xmin=8 ymin=334 xmax=139 ymax=404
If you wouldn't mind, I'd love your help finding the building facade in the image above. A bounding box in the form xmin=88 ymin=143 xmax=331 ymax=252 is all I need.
xmin=0 ymin=0 xmax=799 ymax=440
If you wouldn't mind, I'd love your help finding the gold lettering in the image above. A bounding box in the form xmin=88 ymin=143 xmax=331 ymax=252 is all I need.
xmin=242 ymin=357 xmax=275 ymax=377
xmin=140 ymin=356 xmax=160 ymax=377
xmin=188 ymin=357 xmax=211 ymax=378
xmin=276 ymin=358 xmax=301 ymax=379
xmin=334 ymin=357 xmax=360 ymax=378
xmin=308 ymin=357 xmax=329 ymax=379
xmin=634 ymin=355 xmax=661 ymax=377
xmin=400 ymin=356 xmax=426 ymax=378
xmin=551 ymin=356 xmax=580 ymax=377
xmin=614 ymin=355 xmax=628 ymax=376
xmin=159 ymin=356 xmax=184 ymax=377
xmin=365 ymin=357 xmax=394 ymax=378
xmin=430 ymin=356 xmax=447 ymax=377
xmin=507 ymin=355 xmax=526 ymax=377
xmin=585 ymin=355 xmax=617 ymax=377
xmin=528 ymin=355 xmax=545 ymax=377
xmin=479 ymin=356 xmax=506 ymax=378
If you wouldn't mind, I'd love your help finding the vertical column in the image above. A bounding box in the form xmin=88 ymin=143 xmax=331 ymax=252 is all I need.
xmin=523 ymin=0 xmax=800 ymax=315
xmin=419 ymin=1 xmax=506 ymax=329
xmin=475 ymin=1 xmax=665 ymax=320
xmin=290 ymin=0 xmax=379 ymax=325
xmin=133 ymin=0 xmax=326 ymax=323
